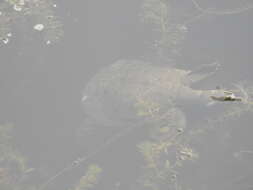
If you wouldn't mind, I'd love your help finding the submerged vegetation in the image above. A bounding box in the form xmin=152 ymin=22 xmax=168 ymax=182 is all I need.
xmin=0 ymin=0 xmax=63 ymax=45
xmin=77 ymin=1 xmax=253 ymax=190
xmin=1 ymin=0 xmax=253 ymax=190
xmin=140 ymin=0 xmax=188 ymax=60
xmin=80 ymin=59 xmax=253 ymax=190
xmin=70 ymin=164 xmax=102 ymax=190
xmin=0 ymin=124 xmax=36 ymax=190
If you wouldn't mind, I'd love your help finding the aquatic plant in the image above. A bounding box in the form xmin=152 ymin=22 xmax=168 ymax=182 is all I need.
xmin=15 ymin=1 xmax=253 ymax=190
xmin=0 ymin=0 xmax=63 ymax=45
xmin=70 ymin=164 xmax=102 ymax=190
xmin=0 ymin=124 xmax=37 ymax=190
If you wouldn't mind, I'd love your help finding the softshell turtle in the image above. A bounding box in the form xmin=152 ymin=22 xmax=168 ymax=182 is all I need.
xmin=81 ymin=59 xmax=239 ymax=129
